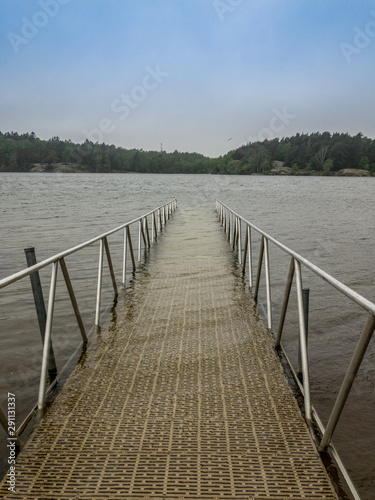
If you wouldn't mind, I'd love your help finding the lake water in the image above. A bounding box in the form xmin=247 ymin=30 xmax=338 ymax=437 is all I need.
xmin=0 ymin=172 xmax=374 ymax=498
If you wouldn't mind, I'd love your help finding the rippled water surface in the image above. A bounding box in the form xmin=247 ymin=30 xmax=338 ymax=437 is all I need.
xmin=0 ymin=172 xmax=374 ymax=497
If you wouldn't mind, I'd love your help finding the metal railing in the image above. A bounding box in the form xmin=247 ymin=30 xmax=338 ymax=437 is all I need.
xmin=0 ymin=199 xmax=177 ymax=439
xmin=216 ymin=199 xmax=374 ymax=500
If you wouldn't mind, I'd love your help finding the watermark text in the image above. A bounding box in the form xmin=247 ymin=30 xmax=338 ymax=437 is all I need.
xmin=340 ymin=10 xmax=375 ymax=63
xmin=7 ymin=393 xmax=16 ymax=492
xmin=81 ymin=65 xmax=169 ymax=145
xmin=213 ymin=0 xmax=244 ymax=21
xmin=7 ymin=0 xmax=71 ymax=54
xmin=247 ymin=106 xmax=296 ymax=144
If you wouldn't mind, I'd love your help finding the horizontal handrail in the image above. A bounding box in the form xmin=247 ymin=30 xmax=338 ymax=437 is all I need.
xmin=216 ymin=200 xmax=375 ymax=316
xmin=216 ymin=199 xmax=374 ymax=500
xmin=0 ymin=200 xmax=177 ymax=289
xmin=0 ymin=198 xmax=177 ymax=433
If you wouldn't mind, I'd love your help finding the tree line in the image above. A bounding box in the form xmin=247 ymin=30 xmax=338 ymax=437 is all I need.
xmin=1 ymin=130 xmax=374 ymax=175
xmin=216 ymin=132 xmax=375 ymax=175
xmin=0 ymin=131 xmax=214 ymax=174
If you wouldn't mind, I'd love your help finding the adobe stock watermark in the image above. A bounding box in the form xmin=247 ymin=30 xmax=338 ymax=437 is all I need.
xmin=82 ymin=64 xmax=169 ymax=144
xmin=7 ymin=0 xmax=71 ymax=54
xmin=340 ymin=10 xmax=375 ymax=63
xmin=7 ymin=393 xmax=17 ymax=493
xmin=247 ymin=106 xmax=296 ymax=144
xmin=213 ymin=0 xmax=244 ymax=21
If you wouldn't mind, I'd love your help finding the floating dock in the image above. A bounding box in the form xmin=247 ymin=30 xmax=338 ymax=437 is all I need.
xmin=0 ymin=206 xmax=338 ymax=499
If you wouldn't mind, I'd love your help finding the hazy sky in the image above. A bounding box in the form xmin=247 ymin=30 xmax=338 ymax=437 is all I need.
xmin=1 ymin=0 xmax=374 ymax=157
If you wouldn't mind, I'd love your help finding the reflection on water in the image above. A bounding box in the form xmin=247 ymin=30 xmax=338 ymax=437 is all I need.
xmin=0 ymin=173 xmax=374 ymax=497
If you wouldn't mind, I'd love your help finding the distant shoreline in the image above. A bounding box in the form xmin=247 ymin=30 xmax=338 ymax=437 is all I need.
xmin=23 ymin=163 xmax=374 ymax=177
xmin=2 ymin=131 xmax=374 ymax=176
xmin=0 ymin=162 xmax=370 ymax=177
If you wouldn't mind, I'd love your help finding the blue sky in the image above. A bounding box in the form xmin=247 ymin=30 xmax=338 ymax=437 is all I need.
xmin=1 ymin=0 xmax=374 ymax=157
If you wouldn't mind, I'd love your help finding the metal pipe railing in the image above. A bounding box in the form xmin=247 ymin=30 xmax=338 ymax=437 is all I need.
xmin=38 ymin=261 xmax=58 ymax=410
xmin=0 ymin=199 xmax=177 ymax=424
xmin=216 ymin=199 xmax=373 ymax=500
xmin=294 ymin=258 xmax=311 ymax=425
xmin=0 ymin=200 xmax=177 ymax=291
xmin=60 ymin=257 xmax=87 ymax=343
xmin=24 ymin=246 xmax=58 ymax=380
xmin=216 ymin=200 xmax=375 ymax=317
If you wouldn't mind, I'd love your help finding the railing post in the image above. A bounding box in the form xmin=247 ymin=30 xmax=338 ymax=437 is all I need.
xmin=153 ymin=211 xmax=158 ymax=240
xmin=24 ymin=246 xmax=57 ymax=381
xmin=232 ymin=216 xmax=237 ymax=250
xmin=319 ymin=313 xmax=375 ymax=452
xmin=38 ymin=261 xmax=59 ymax=410
xmin=60 ymin=257 xmax=87 ymax=343
xmin=103 ymin=237 xmax=118 ymax=299
xmin=248 ymin=225 xmax=253 ymax=288
xmin=298 ymin=288 xmax=310 ymax=377
xmin=295 ymin=259 xmax=311 ymax=424
xmin=238 ymin=219 xmax=242 ymax=265
xmin=95 ymin=239 xmax=104 ymax=327
xmin=126 ymin=226 xmax=136 ymax=272
xmin=138 ymin=220 xmax=142 ymax=262
xmin=144 ymin=217 xmax=151 ymax=248
xmin=229 ymin=213 xmax=233 ymax=245
xmin=122 ymin=226 xmax=128 ymax=286
xmin=275 ymin=257 xmax=295 ymax=348
xmin=242 ymin=225 xmax=248 ymax=275
xmin=264 ymin=237 xmax=272 ymax=330
xmin=141 ymin=217 xmax=147 ymax=247
xmin=254 ymin=236 xmax=264 ymax=303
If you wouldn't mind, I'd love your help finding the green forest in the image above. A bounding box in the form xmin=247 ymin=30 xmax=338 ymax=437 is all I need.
xmin=1 ymin=130 xmax=374 ymax=176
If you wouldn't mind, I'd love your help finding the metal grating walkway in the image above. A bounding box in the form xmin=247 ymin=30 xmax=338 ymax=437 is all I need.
xmin=0 ymin=206 xmax=338 ymax=499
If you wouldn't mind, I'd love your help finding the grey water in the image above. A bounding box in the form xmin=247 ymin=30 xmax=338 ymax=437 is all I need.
xmin=0 ymin=172 xmax=374 ymax=498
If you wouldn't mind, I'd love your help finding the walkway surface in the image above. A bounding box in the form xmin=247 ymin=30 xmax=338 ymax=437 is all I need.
xmin=0 ymin=206 xmax=338 ymax=499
